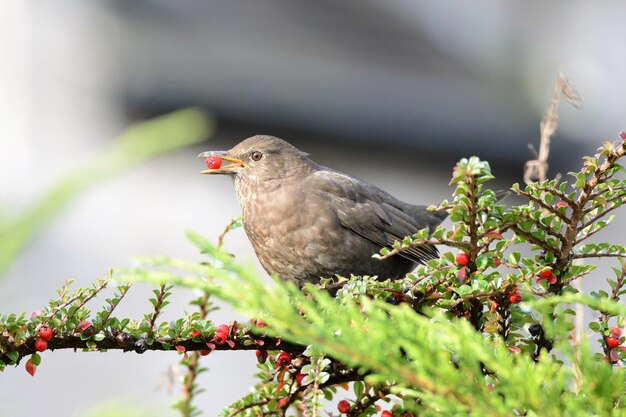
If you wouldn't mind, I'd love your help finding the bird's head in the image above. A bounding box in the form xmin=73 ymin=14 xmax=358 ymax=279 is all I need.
xmin=198 ymin=135 xmax=315 ymax=182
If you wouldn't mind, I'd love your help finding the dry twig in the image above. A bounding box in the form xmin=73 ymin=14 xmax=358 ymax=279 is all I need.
xmin=524 ymin=73 xmax=582 ymax=184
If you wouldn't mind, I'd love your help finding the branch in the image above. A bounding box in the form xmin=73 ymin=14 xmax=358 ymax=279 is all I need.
xmin=514 ymin=189 xmax=571 ymax=224
xmin=560 ymin=139 xmax=626 ymax=269
xmin=579 ymin=193 xmax=626 ymax=229
xmin=145 ymin=284 xmax=170 ymax=341
xmin=179 ymin=217 xmax=240 ymax=416
xmin=572 ymin=252 xmax=626 ymax=260
xmin=348 ymin=385 xmax=392 ymax=416
xmin=535 ymin=184 xmax=576 ymax=206
xmin=524 ymin=73 xmax=581 ymax=184
xmin=0 ymin=332 xmax=301 ymax=365
xmin=46 ymin=277 xmax=111 ymax=323
xmin=508 ymin=225 xmax=559 ymax=255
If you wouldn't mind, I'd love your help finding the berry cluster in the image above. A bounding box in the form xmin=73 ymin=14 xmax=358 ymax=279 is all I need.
xmin=205 ymin=323 xmax=236 ymax=350
xmin=213 ymin=324 xmax=230 ymax=345
xmin=26 ymin=325 xmax=55 ymax=376
xmin=605 ymin=327 xmax=624 ymax=361
xmin=34 ymin=325 xmax=54 ymax=352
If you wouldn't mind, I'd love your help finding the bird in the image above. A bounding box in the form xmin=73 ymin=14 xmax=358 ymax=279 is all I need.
xmin=199 ymin=135 xmax=448 ymax=286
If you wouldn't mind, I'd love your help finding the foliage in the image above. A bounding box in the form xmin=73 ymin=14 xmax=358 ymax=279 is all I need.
xmin=1 ymin=133 xmax=626 ymax=416
xmin=0 ymin=108 xmax=214 ymax=277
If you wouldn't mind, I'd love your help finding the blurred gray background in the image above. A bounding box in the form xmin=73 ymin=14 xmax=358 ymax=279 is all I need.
xmin=1 ymin=1 xmax=625 ymax=417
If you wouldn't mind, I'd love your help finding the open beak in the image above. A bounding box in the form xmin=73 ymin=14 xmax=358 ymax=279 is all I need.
xmin=198 ymin=151 xmax=248 ymax=175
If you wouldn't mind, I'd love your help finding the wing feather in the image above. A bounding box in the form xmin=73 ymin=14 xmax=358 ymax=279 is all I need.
xmin=309 ymin=170 xmax=446 ymax=264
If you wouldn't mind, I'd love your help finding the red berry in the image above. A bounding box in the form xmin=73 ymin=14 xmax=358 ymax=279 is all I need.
xmin=537 ymin=268 xmax=557 ymax=285
xmin=295 ymin=373 xmax=306 ymax=385
xmin=606 ymin=336 xmax=620 ymax=349
xmin=493 ymin=258 xmax=502 ymax=267
xmin=337 ymin=400 xmax=351 ymax=414
xmin=256 ymin=349 xmax=268 ymax=364
xmin=391 ymin=292 xmax=403 ymax=302
xmin=508 ymin=291 xmax=522 ymax=304
xmin=539 ymin=268 xmax=553 ymax=279
xmin=213 ymin=331 xmax=228 ymax=345
xmin=190 ymin=330 xmax=202 ymax=338
xmin=276 ymin=351 xmax=292 ymax=367
xmin=205 ymin=156 xmax=223 ymax=170
xmin=200 ymin=349 xmax=211 ymax=356
xmin=381 ymin=411 xmax=393 ymax=417
xmin=38 ymin=325 xmax=53 ymax=341
xmin=456 ymin=252 xmax=469 ymax=266
xmin=34 ymin=338 xmax=48 ymax=352
xmin=25 ymin=359 xmax=37 ymax=376
xmin=216 ymin=324 xmax=229 ymax=334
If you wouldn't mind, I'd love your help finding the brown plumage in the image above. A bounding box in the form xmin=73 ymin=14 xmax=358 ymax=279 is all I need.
xmin=199 ymin=135 xmax=447 ymax=286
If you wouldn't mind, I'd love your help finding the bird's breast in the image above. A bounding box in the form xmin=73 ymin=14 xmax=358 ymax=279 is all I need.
xmin=235 ymin=180 xmax=341 ymax=282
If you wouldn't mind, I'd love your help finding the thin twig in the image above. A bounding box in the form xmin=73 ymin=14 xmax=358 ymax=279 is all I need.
xmin=514 ymin=189 xmax=571 ymax=223
xmin=572 ymin=252 xmax=626 ymax=260
xmin=94 ymin=283 xmax=131 ymax=334
xmin=579 ymin=195 xmax=626 ymax=228
xmin=179 ymin=217 xmax=240 ymax=416
xmin=44 ymin=277 xmax=110 ymax=323
xmin=524 ymin=73 xmax=581 ymax=184
xmin=348 ymin=385 xmax=392 ymax=416
xmin=145 ymin=284 xmax=168 ymax=341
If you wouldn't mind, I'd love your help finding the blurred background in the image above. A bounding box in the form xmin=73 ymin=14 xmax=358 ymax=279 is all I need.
xmin=1 ymin=1 xmax=625 ymax=416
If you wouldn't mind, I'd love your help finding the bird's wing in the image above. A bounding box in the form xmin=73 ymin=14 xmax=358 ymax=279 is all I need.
xmin=309 ymin=170 xmax=446 ymax=264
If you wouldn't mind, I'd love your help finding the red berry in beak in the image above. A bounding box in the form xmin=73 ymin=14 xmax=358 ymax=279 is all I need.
xmin=205 ymin=156 xmax=223 ymax=170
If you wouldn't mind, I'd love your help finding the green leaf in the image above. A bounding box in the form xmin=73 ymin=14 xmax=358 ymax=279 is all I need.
xmin=30 ymin=353 xmax=41 ymax=366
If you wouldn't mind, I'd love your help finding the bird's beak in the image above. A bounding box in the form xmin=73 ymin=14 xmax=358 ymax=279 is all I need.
xmin=198 ymin=151 xmax=248 ymax=175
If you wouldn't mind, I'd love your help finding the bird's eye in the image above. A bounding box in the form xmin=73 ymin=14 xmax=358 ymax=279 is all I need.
xmin=251 ymin=151 xmax=263 ymax=161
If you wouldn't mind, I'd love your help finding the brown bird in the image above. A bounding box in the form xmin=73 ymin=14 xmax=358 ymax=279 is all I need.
xmin=199 ymin=135 xmax=447 ymax=286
